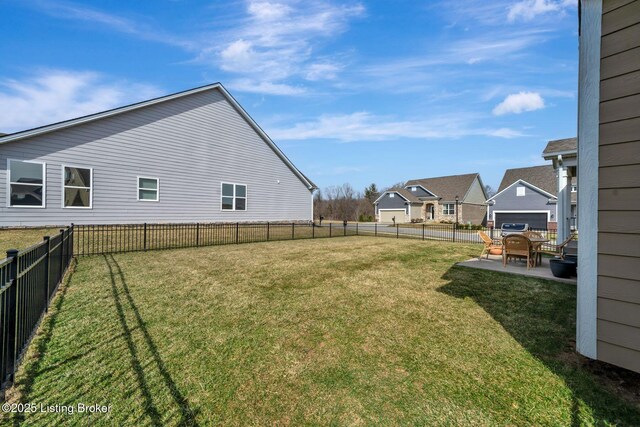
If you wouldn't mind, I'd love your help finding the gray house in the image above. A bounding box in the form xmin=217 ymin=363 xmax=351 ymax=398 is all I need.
xmin=486 ymin=165 xmax=576 ymax=230
xmin=374 ymin=173 xmax=488 ymax=224
xmin=0 ymin=83 xmax=316 ymax=226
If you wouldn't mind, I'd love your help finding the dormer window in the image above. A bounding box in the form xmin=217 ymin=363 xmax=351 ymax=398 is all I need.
xmin=516 ymin=186 xmax=526 ymax=197
xmin=411 ymin=186 xmax=416 ymax=191
xmin=389 ymin=193 xmax=395 ymax=198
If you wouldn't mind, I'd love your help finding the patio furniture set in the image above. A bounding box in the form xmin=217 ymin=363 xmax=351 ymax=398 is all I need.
xmin=478 ymin=230 xmax=576 ymax=277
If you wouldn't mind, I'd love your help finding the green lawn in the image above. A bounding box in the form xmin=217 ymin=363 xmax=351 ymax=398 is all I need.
xmin=5 ymin=237 xmax=639 ymax=426
xmin=0 ymin=227 xmax=63 ymax=256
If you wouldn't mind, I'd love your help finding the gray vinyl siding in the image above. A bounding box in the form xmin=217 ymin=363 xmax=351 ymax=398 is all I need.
xmin=463 ymin=176 xmax=487 ymax=205
xmin=0 ymin=88 xmax=312 ymax=226
xmin=596 ymin=0 xmax=640 ymax=373
xmin=488 ymin=182 xmax=555 ymax=222
xmin=375 ymin=193 xmax=408 ymax=214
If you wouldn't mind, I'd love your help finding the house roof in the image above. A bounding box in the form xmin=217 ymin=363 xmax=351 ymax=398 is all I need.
xmin=498 ymin=165 xmax=556 ymax=194
xmin=373 ymin=188 xmax=422 ymax=204
xmin=542 ymin=137 xmax=577 ymax=156
xmin=0 ymin=83 xmax=317 ymax=190
xmin=405 ymin=173 xmax=481 ymax=202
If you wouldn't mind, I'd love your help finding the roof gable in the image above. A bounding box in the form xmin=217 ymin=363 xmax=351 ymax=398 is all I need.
xmin=498 ymin=165 xmax=556 ymax=195
xmin=0 ymin=83 xmax=316 ymax=190
xmin=488 ymin=179 xmax=557 ymax=202
xmin=374 ymin=188 xmax=421 ymax=204
xmin=405 ymin=173 xmax=482 ymax=202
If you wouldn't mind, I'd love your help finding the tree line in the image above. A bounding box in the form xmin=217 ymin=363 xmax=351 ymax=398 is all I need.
xmin=313 ymin=183 xmax=382 ymax=222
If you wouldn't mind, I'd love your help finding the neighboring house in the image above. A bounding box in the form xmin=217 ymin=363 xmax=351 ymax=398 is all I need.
xmin=374 ymin=173 xmax=488 ymax=224
xmin=0 ymin=83 xmax=317 ymax=226
xmin=577 ymin=0 xmax=640 ymax=373
xmin=543 ymin=137 xmax=578 ymax=241
xmin=486 ymin=164 xmax=577 ymax=230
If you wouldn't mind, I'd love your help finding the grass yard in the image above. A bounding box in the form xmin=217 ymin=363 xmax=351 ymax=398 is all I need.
xmin=5 ymin=237 xmax=639 ymax=426
xmin=0 ymin=227 xmax=63 ymax=256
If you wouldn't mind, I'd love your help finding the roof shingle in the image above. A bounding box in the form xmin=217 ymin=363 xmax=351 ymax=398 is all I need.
xmin=405 ymin=173 xmax=480 ymax=202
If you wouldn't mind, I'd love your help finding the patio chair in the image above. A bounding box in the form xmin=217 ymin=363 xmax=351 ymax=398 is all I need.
xmin=502 ymin=234 xmax=534 ymax=269
xmin=537 ymin=233 xmax=575 ymax=259
xmin=478 ymin=231 xmax=502 ymax=259
xmin=523 ymin=231 xmax=545 ymax=265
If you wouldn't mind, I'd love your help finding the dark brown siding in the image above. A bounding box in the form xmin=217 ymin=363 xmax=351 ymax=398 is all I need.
xmin=598 ymin=0 xmax=640 ymax=372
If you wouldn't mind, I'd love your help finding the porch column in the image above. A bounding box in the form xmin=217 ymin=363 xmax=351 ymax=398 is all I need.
xmin=557 ymin=165 xmax=571 ymax=242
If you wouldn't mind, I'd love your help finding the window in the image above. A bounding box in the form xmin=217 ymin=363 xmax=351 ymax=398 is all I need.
xmin=389 ymin=193 xmax=395 ymax=198
xmin=410 ymin=186 xmax=416 ymax=192
xmin=571 ymin=184 xmax=577 ymax=193
xmin=8 ymin=159 xmax=45 ymax=207
xmin=516 ymin=186 xmax=526 ymax=196
xmin=221 ymin=183 xmax=247 ymax=211
xmin=63 ymin=166 xmax=92 ymax=208
xmin=138 ymin=177 xmax=159 ymax=201
xmin=443 ymin=203 xmax=455 ymax=215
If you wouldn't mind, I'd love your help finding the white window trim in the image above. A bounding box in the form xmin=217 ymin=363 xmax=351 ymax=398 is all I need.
xmin=61 ymin=164 xmax=93 ymax=209
xmin=137 ymin=176 xmax=160 ymax=202
xmin=516 ymin=186 xmax=526 ymax=196
xmin=7 ymin=159 xmax=46 ymax=208
xmin=443 ymin=203 xmax=455 ymax=215
xmin=221 ymin=182 xmax=248 ymax=211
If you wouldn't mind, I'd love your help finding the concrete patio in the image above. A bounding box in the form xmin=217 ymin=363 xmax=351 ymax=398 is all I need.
xmin=457 ymin=254 xmax=576 ymax=284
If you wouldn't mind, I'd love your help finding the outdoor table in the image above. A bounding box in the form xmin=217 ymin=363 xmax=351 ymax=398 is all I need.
xmin=528 ymin=237 xmax=550 ymax=267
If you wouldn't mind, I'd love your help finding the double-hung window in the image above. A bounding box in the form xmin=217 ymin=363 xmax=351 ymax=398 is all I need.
xmin=138 ymin=177 xmax=159 ymax=201
xmin=221 ymin=183 xmax=247 ymax=211
xmin=8 ymin=159 xmax=45 ymax=207
xmin=63 ymin=166 xmax=92 ymax=208
xmin=443 ymin=203 xmax=455 ymax=215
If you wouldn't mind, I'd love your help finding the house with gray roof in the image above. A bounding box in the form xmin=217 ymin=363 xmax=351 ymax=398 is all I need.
xmin=0 ymin=83 xmax=316 ymax=226
xmin=542 ymin=137 xmax=578 ymax=241
xmin=374 ymin=173 xmax=488 ymax=224
xmin=486 ymin=164 xmax=576 ymax=230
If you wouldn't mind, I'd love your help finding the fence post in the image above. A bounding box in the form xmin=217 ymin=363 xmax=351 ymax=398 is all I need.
xmin=43 ymin=236 xmax=51 ymax=311
xmin=396 ymin=224 xmax=399 ymax=239
xmin=236 ymin=223 xmax=239 ymax=244
xmin=196 ymin=223 xmax=200 ymax=246
xmin=453 ymin=223 xmax=456 ymax=243
xmin=292 ymin=223 xmax=295 ymax=240
xmin=6 ymin=249 xmax=19 ymax=382
xmin=344 ymin=222 xmax=347 ymax=237
xmin=312 ymin=222 xmax=315 ymax=239
xmin=356 ymin=223 xmax=359 ymax=235
xmin=375 ymin=223 xmax=377 ymax=237
xmin=70 ymin=224 xmax=74 ymax=261
xmin=422 ymin=224 xmax=425 ymax=241
xmin=143 ymin=223 xmax=148 ymax=251
xmin=267 ymin=222 xmax=270 ymax=241
xmin=329 ymin=223 xmax=332 ymax=238
xmin=59 ymin=228 xmax=65 ymax=276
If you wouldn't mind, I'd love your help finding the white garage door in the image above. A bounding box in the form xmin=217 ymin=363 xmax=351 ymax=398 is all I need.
xmin=379 ymin=209 xmax=405 ymax=223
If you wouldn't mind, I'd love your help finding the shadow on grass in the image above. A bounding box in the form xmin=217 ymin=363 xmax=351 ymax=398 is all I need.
xmin=11 ymin=260 xmax=77 ymax=426
xmin=103 ymin=254 xmax=200 ymax=426
xmin=438 ymin=265 xmax=640 ymax=426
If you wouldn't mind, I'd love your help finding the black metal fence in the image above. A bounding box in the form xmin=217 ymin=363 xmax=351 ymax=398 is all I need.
xmin=73 ymin=222 xmax=359 ymax=256
xmin=1 ymin=227 xmax=74 ymax=395
xmin=73 ymin=221 xmax=557 ymax=256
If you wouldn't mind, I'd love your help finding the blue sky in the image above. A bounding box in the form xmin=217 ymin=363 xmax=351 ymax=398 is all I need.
xmin=0 ymin=0 xmax=578 ymax=192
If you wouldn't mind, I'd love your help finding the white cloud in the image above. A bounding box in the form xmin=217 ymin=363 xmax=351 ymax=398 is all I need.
xmin=205 ymin=1 xmax=364 ymax=94
xmin=33 ymin=0 xmax=194 ymax=49
xmin=268 ymin=112 xmax=525 ymax=142
xmin=507 ymin=0 xmax=576 ymax=22
xmin=227 ymin=79 xmax=306 ymax=96
xmin=492 ymin=91 xmax=545 ymax=115
xmin=0 ymin=70 xmax=161 ymax=133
